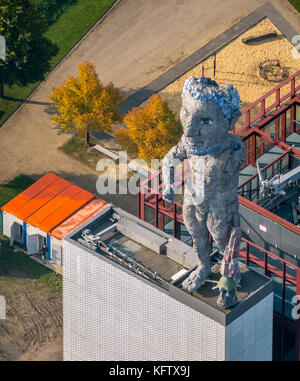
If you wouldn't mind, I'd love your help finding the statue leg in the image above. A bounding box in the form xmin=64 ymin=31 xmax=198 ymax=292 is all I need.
xmin=207 ymin=204 xmax=241 ymax=286
xmin=182 ymin=204 xmax=212 ymax=291
xmin=206 ymin=209 xmax=231 ymax=254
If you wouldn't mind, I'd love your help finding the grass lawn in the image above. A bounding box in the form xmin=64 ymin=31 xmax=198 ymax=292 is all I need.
xmin=0 ymin=0 xmax=117 ymax=126
xmin=0 ymin=174 xmax=62 ymax=293
xmin=59 ymin=134 xmax=107 ymax=169
xmin=289 ymin=0 xmax=300 ymax=12
xmin=0 ymin=174 xmax=34 ymax=208
xmin=0 ymin=237 xmax=62 ymax=293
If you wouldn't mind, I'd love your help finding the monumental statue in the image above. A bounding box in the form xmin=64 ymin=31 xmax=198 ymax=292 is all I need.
xmin=162 ymin=76 xmax=245 ymax=308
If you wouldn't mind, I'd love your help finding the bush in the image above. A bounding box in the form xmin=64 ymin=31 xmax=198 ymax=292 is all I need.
xmin=38 ymin=0 xmax=78 ymax=25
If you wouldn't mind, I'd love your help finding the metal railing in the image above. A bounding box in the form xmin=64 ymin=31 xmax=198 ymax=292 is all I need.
xmin=235 ymin=69 xmax=300 ymax=135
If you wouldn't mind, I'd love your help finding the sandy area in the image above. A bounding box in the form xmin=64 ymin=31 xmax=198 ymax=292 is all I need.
xmin=160 ymin=18 xmax=300 ymax=115
xmin=0 ymin=275 xmax=62 ymax=361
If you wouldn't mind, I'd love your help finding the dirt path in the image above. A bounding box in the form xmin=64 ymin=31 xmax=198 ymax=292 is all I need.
xmin=0 ymin=276 xmax=62 ymax=361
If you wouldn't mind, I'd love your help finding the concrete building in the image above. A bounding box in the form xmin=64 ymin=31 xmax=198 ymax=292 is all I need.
xmin=63 ymin=204 xmax=273 ymax=361
xmin=138 ymin=70 xmax=300 ymax=360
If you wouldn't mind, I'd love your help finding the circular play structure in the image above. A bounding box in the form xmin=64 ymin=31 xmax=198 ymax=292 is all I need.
xmin=258 ymin=59 xmax=288 ymax=82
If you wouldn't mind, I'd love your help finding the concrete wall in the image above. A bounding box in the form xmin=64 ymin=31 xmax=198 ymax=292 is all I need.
xmin=225 ymin=293 xmax=273 ymax=361
xmin=63 ymin=239 xmax=225 ymax=361
xmin=2 ymin=212 xmax=23 ymax=244
xmin=239 ymin=204 xmax=300 ymax=266
xmin=50 ymin=237 xmax=62 ymax=266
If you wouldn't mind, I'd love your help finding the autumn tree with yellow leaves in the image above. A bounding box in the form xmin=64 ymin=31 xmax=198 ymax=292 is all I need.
xmin=50 ymin=62 xmax=124 ymax=145
xmin=115 ymin=95 xmax=182 ymax=162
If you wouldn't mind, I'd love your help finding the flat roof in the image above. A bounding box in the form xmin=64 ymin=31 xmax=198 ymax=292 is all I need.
xmin=51 ymin=198 xmax=109 ymax=240
xmin=69 ymin=208 xmax=185 ymax=290
xmin=1 ymin=173 xmax=97 ymax=234
xmin=15 ymin=177 xmax=71 ymax=221
xmin=67 ymin=205 xmax=273 ymax=325
xmin=1 ymin=172 xmax=60 ymax=215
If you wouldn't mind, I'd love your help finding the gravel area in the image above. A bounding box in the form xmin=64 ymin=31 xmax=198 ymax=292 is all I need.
xmin=160 ymin=18 xmax=300 ymax=116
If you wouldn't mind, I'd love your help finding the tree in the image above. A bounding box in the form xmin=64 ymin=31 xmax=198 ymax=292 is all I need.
xmin=50 ymin=61 xmax=124 ymax=145
xmin=115 ymin=95 xmax=182 ymax=161
xmin=37 ymin=0 xmax=77 ymax=26
xmin=0 ymin=0 xmax=58 ymax=97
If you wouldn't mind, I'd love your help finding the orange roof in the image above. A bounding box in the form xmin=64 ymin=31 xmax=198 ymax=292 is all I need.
xmin=1 ymin=172 xmax=60 ymax=215
xmin=51 ymin=198 xmax=109 ymax=240
xmin=27 ymin=187 xmax=95 ymax=233
xmin=1 ymin=172 xmax=97 ymax=234
xmin=15 ymin=177 xmax=70 ymax=221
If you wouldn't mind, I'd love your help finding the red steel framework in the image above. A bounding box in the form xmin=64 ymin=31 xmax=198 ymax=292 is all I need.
xmin=139 ymin=69 xmax=300 ymax=360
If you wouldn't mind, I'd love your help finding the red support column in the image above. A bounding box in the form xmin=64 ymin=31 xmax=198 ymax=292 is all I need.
xmin=281 ymin=112 xmax=286 ymax=143
xmin=251 ymin=134 xmax=256 ymax=167
xmin=140 ymin=188 xmax=145 ymax=221
xmin=138 ymin=191 xmax=141 ymax=220
xmin=154 ymin=194 xmax=159 ymax=228
xmin=245 ymin=111 xmax=250 ymax=166
xmin=291 ymin=77 xmax=296 ymax=97
xmin=260 ymin=133 xmax=264 ymax=155
xmin=290 ymin=104 xmax=296 ymax=134
xmin=173 ymin=203 xmax=177 ymax=238
xmin=245 ymin=139 xmax=250 ymax=166
xmin=158 ymin=199 xmax=165 ymax=231
xmin=275 ymin=117 xmax=280 ymax=141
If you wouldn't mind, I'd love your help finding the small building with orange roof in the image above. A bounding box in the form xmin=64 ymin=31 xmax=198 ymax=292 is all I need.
xmin=1 ymin=172 xmax=109 ymax=267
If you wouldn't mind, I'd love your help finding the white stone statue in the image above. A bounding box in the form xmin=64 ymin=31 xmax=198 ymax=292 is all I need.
xmin=162 ymin=76 xmax=245 ymax=299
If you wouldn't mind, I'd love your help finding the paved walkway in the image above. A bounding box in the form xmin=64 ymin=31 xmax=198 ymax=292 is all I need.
xmin=0 ymin=0 xmax=299 ymax=216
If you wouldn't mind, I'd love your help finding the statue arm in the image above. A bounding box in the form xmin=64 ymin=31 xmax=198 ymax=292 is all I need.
xmin=161 ymin=136 xmax=187 ymax=202
xmin=224 ymin=137 xmax=245 ymax=177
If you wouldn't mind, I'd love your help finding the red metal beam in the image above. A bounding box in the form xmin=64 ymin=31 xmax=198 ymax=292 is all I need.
xmin=238 ymin=195 xmax=300 ymax=235
xmin=239 ymin=250 xmax=296 ymax=284
xmin=238 ymin=150 xmax=289 ymax=189
xmin=236 ymin=96 xmax=300 ymax=135
xmin=281 ymin=112 xmax=286 ymax=143
xmin=241 ymin=126 xmax=300 ymax=158
xmin=290 ymin=104 xmax=296 ymax=134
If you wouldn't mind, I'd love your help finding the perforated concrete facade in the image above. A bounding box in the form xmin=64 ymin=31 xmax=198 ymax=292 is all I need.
xmin=63 ymin=239 xmax=225 ymax=361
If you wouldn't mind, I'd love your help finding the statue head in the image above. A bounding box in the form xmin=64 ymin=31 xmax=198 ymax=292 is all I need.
xmin=180 ymin=76 xmax=241 ymax=148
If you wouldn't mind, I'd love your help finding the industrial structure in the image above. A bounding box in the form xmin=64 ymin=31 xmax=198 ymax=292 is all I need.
xmin=63 ymin=204 xmax=273 ymax=361
xmin=1 ymin=71 xmax=300 ymax=362
xmin=139 ymin=69 xmax=300 ymax=361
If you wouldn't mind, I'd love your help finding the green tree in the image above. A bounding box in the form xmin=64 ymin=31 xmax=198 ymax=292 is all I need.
xmin=50 ymin=61 xmax=124 ymax=145
xmin=0 ymin=0 xmax=58 ymax=97
xmin=115 ymin=95 xmax=182 ymax=161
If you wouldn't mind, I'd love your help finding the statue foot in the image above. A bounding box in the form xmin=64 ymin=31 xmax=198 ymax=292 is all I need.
xmin=217 ymin=288 xmax=238 ymax=308
xmin=182 ymin=265 xmax=210 ymax=292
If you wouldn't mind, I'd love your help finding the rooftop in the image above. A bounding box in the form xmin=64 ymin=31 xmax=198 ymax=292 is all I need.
xmin=70 ymin=206 xmax=185 ymax=290
xmin=68 ymin=204 xmax=272 ymax=324
xmin=1 ymin=172 xmax=97 ymax=234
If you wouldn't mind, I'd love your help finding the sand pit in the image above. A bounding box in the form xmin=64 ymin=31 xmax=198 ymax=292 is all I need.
xmin=159 ymin=18 xmax=300 ymax=118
